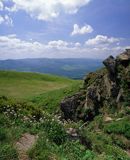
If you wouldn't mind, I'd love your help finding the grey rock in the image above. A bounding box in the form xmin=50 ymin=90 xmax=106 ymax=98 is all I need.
xmin=116 ymin=49 xmax=130 ymax=61
xmin=87 ymin=86 xmax=101 ymax=102
xmin=60 ymin=92 xmax=82 ymax=120
xmin=103 ymin=56 xmax=116 ymax=75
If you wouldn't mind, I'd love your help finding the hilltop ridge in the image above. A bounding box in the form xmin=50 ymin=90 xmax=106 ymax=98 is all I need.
xmin=0 ymin=58 xmax=102 ymax=79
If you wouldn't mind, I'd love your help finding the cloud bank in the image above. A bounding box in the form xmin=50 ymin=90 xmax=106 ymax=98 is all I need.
xmin=0 ymin=34 xmax=128 ymax=60
xmin=85 ymin=35 xmax=120 ymax=46
xmin=6 ymin=0 xmax=91 ymax=21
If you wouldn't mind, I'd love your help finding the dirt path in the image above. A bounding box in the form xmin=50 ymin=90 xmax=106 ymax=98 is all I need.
xmin=15 ymin=133 xmax=37 ymax=160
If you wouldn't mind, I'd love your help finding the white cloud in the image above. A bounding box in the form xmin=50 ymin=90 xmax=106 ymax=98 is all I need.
xmin=0 ymin=1 xmax=3 ymax=11
xmin=0 ymin=35 xmax=45 ymax=59
xmin=0 ymin=15 xmax=13 ymax=26
xmin=85 ymin=35 xmax=120 ymax=46
xmin=4 ymin=15 xmax=13 ymax=26
xmin=0 ymin=35 xmax=72 ymax=59
xmin=0 ymin=15 xmax=4 ymax=24
xmin=0 ymin=34 xmax=128 ymax=60
xmin=7 ymin=0 xmax=91 ymax=21
xmin=75 ymin=42 xmax=81 ymax=47
xmin=71 ymin=24 xmax=93 ymax=36
xmin=48 ymin=40 xmax=68 ymax=49
xmin=0 ymin=1 xmax=13 ymax=26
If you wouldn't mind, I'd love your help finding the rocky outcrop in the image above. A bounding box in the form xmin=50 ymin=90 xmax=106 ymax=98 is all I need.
xmin=61 ymin=92 xmax=82 ymax=120
xmin=61 ymin=91 xmax=86 ymax=120
xmin=103 ymin=55 xmax=116 ymax=81
xmin=60 ymin=49 xmax=130 ymax=121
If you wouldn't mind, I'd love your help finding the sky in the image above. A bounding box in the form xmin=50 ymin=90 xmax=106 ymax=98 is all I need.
xmin=0 ymin=0 xmax=130 ymax=60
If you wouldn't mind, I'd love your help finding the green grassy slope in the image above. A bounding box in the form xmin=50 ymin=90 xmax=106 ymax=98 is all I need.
xmin=0 ymin=70 xmax=130 ymax=160
xmin=0 ymin=71 xmax=83 ymax=160
xmin=0 ymin=71 xmax=80 ymax=99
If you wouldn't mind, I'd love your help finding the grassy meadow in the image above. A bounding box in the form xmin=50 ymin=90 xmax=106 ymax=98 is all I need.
xmin=0 ymin=70 xmax=86 ymax=160
xmin=0 ymin=70 xmax=81 ymax=99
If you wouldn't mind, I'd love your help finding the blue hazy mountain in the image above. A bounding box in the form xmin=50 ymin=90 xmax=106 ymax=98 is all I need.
xmin=0 ymin=58 xmax=103 ymax=79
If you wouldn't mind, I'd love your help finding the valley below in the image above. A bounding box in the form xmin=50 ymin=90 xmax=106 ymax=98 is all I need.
xmin=0 ymin=58 xmax=102 ymax=79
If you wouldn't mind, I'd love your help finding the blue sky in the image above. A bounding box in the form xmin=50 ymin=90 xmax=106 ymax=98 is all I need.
xmin=0 ymin=0 xmax=130 ymax=59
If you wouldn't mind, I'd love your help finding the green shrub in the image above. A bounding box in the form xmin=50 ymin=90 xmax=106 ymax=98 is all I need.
xmin=0 ymin=128 xmax=8 ymax=141
xmin=103 ymin=145 xmax=130 ymax=160
xmin=125 ymin=107 xmax=130 ymax=115
xmin=111 ymin=134 xmax=130 ymax=149
xmin=61 ymin=140 xmax=89 ymax=160
xmin=87 ymin=115 xmax=104 ymax=131
xmin=29 ymin=133 xmax=61 ymax=160
xmin=83 ymin=150 xmax=95 ymax=160
xmin=94 ymin=153 xmax=114 ymax=160
xmin=104 ymin=118 xmax=130 ymax=139
xmin=0 ymin=114 xmax=11 ymax=127
xmin=0 ymin=144 xmax=18 ymax=160
xmin=41 ymin=118 xmax=67 ymax=145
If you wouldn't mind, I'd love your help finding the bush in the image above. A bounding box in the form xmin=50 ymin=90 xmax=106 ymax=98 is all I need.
xmin=0 ymin=128 xmax=7 ymax=141
xmin=111 ymin=134 xmax=130 ymax=149
xmin=0 ymin=114 xmax=10 ymax=128
xmin=103 ymin=145 xmax=130 ymax=160
xmin=94 ymin=153 xmax=114 ymax=160
xmin=104 ymin=118 xmax=130 ymax=139
xmin=29 ymin=134 xmax=49 ymax=160
xmin=0 ymin=144 xmax=18 ymax=160
xmin=60 ymin=140 xmax=91 ymax=160
xmin=41 ymin=118 xmax=67 ymax=145
xmin=83 ymin=150 xmax=95 ymax=160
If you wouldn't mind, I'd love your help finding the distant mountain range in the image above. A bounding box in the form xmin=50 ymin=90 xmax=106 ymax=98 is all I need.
xmin=0 ymin=58 xmax=103 ymax=79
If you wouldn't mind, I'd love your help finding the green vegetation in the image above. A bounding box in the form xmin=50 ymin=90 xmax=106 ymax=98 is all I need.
xmin=104 ymin=118 xmax=130 ymax=139
xmin=0 ymin=71 xmax=85 ymax=160
xmin=0 ymin=70 xmax=130 ymax=160
xmin=0 ymin=70 xmax=80 ymax=99
xmin=30 ymin=83 xmax=81 ymax=114
xmin=0 ymin=114 xmax=19 ymax=160
xmin=80 ymin=115 xmax=130 ymax=160
xmin=0 ymin=97 xmax=95 ymax=160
